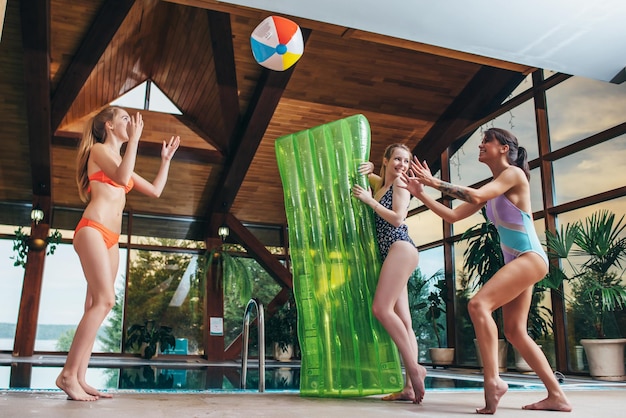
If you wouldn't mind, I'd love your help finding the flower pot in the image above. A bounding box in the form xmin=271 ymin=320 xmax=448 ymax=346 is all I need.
xmin=273 ymin=342 xmax=294 ymax=362
xmin=474 ymin=338 xmax=508 ymax=373
xmin=141 ymin=342 xmax=160 ymax=359
xmin=513 ymin=345 xmax=542 ymax=373
xmin=580 ymin=338 xmax=626 ymax=381
xmin=429 ymin=347 xmax=455 ymax=368
xmin=574 ymin=344 xmax=585 ymax=371
xmin=272 ymin=367 xmax=294 ymax=388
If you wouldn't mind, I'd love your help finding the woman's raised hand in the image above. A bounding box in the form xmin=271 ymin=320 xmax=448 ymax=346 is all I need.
xmin=410 ymin=156 xmax=434 ymax=186
xmin=161 ymin=135 xmax=181 ymax=161
xmin=127 ymin=112 xmax=144 ymax=143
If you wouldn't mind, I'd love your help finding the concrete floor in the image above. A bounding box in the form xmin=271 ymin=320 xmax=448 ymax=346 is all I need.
xmin=1 ymin=387 xmax=625 ymax=417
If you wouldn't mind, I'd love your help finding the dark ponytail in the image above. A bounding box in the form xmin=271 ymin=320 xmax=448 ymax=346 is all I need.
xmin=484 ymin=127 xmax=530 ymax=180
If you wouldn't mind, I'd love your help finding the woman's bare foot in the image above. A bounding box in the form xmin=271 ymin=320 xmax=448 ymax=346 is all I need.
xmin=56 ymin=374 xmax=97 ymax=401
xmin=476 ymin=378 xmax=508 ymax=414
xmin=522 ymin=395 xmax=572 ymax=412
xmin=80 ymin=381 xmax=113 ymax=399
xmin=381 ymin=389 xmax=415 ymax=402
xmin=408 ymin=364 xmax=427 ymax=404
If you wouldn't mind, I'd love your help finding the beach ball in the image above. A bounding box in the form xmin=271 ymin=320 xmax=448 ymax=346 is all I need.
xmin=250 ymin=16 xmax=304 ymax=71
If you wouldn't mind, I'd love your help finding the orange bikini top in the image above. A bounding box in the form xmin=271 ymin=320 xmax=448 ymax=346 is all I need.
xmin=88 ymin=170 xmax=134 ymax=193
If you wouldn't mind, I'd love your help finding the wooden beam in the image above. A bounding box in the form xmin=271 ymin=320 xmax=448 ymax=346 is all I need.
xmin=207 ymin=10 xmax=240 ymax=141
xmin=224 ymin=213 xmax=292 ymax=289
xmin=20 ymin=0 xmax=52 ymax=197
xmin=12 ymin=196 xmax=51 ymax=357
xmin=50 ymin=0 xmax=135 ymax=132
xmin=208 ymin=29 xmax=311 ymax=216
xmin=203 ymin=238 xmax=225 ymax=361
xmin=414 ymin=67 xmax=526 ymax=173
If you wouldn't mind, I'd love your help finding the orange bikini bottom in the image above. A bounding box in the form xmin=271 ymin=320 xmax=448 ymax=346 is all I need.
xmin=75 ymin=218 xmax=120 ymax=249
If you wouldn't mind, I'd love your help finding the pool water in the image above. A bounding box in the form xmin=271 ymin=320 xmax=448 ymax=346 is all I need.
xmin=0 ymin=362 xmax=536 ymax=393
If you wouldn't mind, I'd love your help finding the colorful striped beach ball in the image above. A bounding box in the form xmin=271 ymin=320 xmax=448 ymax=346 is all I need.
xmin=250 ymin=16 xmax=304 ymax=71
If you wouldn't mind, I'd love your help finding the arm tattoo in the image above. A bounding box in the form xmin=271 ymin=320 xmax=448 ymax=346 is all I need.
xmin=436 ymin=180 xmax=473 ymax=202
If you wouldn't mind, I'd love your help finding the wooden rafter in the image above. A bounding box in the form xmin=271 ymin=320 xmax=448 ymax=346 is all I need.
xmin=50 ymin=0 xmax=135 ymax=132
xmin=413 ymin=67 xmax=526 ymax=173
xmin=207 ymin=9 xmax=240 ymax=144
xmin=208 ymin=29 xmax=311 ymax=216
xmin=20 ymin=0 xmax=52 ymax=197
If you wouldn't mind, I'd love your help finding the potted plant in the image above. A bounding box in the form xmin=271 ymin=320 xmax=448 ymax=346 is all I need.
xmin=265 ymin=294 xmax=298 ymax=361
xmin=126 ymin=320 xmax=176 ymax=359
xmin=11 ymin=226 xmax=62 ymax=268
xmin=461 ymin=208 xmax=508 ymax=372
xmin=542 ymin=209 xmax=626 ymax=380
xmin=425 ymin=273 xmax=455 ymax=367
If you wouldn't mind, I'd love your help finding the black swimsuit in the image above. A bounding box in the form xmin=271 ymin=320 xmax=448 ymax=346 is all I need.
xmin=374 ymin=186 xmax=415 ymax=260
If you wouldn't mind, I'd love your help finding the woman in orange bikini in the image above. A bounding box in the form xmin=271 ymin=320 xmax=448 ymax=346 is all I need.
xmin=56 ymin=106 xmax=180 ymax=401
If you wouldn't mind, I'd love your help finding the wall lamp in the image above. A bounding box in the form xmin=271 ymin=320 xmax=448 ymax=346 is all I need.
xmin=218 ymin=225 xmax=230 ymax=241
xmin=30 ymin=205 xmax=44 ymax=225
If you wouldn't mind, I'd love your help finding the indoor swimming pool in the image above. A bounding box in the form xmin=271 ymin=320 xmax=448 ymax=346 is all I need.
xmin=0 ymin=355 xmax=547 ymax=394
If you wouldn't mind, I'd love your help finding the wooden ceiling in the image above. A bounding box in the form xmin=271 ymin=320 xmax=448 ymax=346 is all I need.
xmin=0 ymin=0 xmax=534 ymax=237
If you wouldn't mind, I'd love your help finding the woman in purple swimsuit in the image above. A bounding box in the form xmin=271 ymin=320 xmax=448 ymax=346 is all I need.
xmin=352 ymin=143 xmax=427 ymax=404
xmin=403 ymin=128 xmax=571 ymax=414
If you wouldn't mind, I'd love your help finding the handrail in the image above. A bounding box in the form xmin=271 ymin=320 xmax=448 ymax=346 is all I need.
xmin=240 ymin=298 xmax=265 ymax=392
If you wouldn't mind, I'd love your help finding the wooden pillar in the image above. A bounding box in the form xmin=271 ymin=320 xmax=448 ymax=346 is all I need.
xmin=9 ymin=363 xmax=33 ymax=388
xmin=440 ymin=149 xmax=457 ymax=353
xmin=532 ymin=70 xmax=568 ymax=371
xmin=204 ymin=236 xmax=224 ymax=361
xmin=13 ymin=197 xmax=51 ymax=357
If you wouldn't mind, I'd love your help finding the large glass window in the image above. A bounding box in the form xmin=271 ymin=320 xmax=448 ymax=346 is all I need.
xmin=406 ymin=209 xmax=442 ymax=247
xmin=125 ymin=249 xmax=205 ymax=355
xmin=36 ymin=241 xmax=127 ymax=352
xmin=552 ymin=134 xmax=626 ymax=205
xmin=0 ymin=237 xmax=25 ymax=351
xmin=223 ymin=256 xmax=282 ymax=351
xmin=554 ymin=198 xmax=626 ymax=372
xmin=547 ymin=76 xmax=626 ymax=150
xmin=451 ymin=200 xmax=485 ymax=238
xmin=529 ymin=167 xmax=543 ymax=213
xmin=407 ymin=246 xmax=444 ymax=362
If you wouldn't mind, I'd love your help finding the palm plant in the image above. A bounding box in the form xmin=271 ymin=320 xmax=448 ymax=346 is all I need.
xmin=425 ymin=273 xmax=448 ymax=348
xmin=542 ymin=210 xmax=626 ymax=338
xmin=461 ymin=208 xmax=505 ymax=337
xmin=205 ymin=243 xmax=253 ymax=305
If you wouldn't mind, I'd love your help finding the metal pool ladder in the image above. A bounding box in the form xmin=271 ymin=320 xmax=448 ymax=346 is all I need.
xmin=241 ymin=298 xmax=265 ymax=392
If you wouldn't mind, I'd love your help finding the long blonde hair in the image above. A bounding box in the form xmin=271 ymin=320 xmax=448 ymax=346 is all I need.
xmin=76 ymin=106 xmax=122 ymax=202
xmin=379 ymin=143 xmax=411 ymax=188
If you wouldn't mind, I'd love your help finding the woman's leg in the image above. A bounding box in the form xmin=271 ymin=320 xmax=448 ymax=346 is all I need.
xmin=372 ymin=242 xmax=425 ymax=403
xmin=381 ymin=283 xmax=421 ymax=401
xmin=56 ymin=228 xmax=116 ymax=401
xmin=501 ymin=262 xmax=571 ymax=412
xmin=468 ymin=254 xmax=545 ymax=414
xmin=76 ymin=245 xmax=118 ymax=398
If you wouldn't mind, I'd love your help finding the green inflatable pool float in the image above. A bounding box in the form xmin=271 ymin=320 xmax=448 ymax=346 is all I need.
xmin=275 ymin=114 xmax=403 ymax=397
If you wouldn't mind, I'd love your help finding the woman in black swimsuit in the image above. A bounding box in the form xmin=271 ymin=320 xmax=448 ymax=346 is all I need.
xmin=352 ymin=143 xmax=427 ymax=404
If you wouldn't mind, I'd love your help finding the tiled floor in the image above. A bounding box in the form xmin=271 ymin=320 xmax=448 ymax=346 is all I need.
xmin=1 ymin=386 xmax=625 ymax=417
xmin=1 ymin=353 xmax=625 ymax=417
